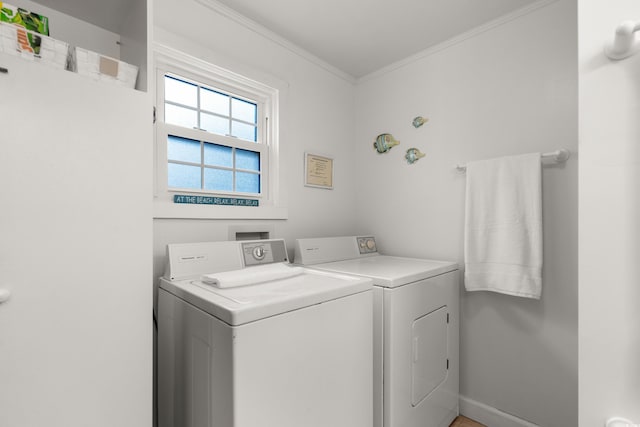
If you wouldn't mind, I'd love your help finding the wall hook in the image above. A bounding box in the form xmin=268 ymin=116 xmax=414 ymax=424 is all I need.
xmin=604 ymin=20 xmax=640 ymax=60
xmin=606 ymin=417 xmax=635 ymax=427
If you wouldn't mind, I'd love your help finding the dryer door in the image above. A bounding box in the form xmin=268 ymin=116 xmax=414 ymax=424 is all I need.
xmin=411 ymin=306 xmax=448 ymax=406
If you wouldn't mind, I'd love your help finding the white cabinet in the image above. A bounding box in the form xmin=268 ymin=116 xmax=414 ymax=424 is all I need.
xmin=0 ymin=51 xmax=152 ymax=427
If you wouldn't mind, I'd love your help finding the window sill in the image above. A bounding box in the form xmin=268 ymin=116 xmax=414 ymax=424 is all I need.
xmin=153 ymin=200 xmax=288 ymax=220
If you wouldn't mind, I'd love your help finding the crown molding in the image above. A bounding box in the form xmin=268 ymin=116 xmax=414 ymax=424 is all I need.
xmin=194 ymin=0 xmax=357 ymax=84
xmin=357 ymin=0 xmax=561 ymax=84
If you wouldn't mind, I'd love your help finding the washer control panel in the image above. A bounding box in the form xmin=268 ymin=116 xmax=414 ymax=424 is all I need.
xmin=242 ymin=240 xmax=289 ymax=266
xmin=357 ymin=236 xmax=377 ymax=254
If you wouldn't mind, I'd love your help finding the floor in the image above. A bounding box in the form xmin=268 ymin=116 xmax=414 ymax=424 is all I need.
xmin=449 ymin=415 xmax=487 ymax=427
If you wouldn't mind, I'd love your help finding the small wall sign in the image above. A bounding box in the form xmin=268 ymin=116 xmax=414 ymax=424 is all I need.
xmin=173 ymin=195 xmax=259 ymax=206
xmin=305 ymin=152 xmax=334 ymax=189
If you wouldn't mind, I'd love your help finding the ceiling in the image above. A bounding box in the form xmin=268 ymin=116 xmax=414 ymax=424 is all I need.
xmin=211 ymin=0 xmax=538 ymax=78
xmin=38 ymin=0 xmax=540 ymax=79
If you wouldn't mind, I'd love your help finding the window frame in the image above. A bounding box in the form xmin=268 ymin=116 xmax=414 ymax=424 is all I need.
xmin=158 ymin=69 xmax=268 ymax=197
xmin=153 ymin=46 xmax=285 ymax=219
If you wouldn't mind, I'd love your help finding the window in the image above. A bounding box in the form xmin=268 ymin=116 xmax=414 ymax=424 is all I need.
xmin=154 ymin=51 xmax=281 ymax=218
xmin=162 ymin=74 xmax=263 ymax=194
xmin=160 ymin=72 xmax=265 ymax=195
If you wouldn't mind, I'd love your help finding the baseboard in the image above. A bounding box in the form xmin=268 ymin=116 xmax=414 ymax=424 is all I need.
xmin=459 ymin=395 xmax=539 ymax=427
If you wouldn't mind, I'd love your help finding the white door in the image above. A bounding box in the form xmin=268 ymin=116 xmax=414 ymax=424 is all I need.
xmin=0 ymin=54 xmax=152 ymax=427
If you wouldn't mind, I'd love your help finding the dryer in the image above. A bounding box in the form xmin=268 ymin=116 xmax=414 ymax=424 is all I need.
xmin=157 ymin=239 xmax=373 ymax=427
xmin=295 ymin=236 xmax=459 ymax=427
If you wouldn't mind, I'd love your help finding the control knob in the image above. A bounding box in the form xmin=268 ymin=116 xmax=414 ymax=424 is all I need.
xmin=252 ymin=246 xmax=266 ymax=260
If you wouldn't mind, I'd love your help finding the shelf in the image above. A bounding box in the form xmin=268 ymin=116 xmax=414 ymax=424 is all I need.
xmin=3 ymin=0 xmax=147 ymax=91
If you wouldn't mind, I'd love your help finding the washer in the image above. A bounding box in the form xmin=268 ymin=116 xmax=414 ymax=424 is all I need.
xmin=294 ymin=236 xmax=459 ymax=427
xmin=157 ymin=239 xmax=373 ymax=427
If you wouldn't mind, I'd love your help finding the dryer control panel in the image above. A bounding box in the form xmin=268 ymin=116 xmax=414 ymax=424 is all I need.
xmin=357 ymin=236 xmax=377 ymax=254
xmin=164 ymin=239 xmax=290 ymax=280
xmin=294 ymin=236 xmax=380 ymax=265
xmin=242 ymin=240 xmax=289 ymax=266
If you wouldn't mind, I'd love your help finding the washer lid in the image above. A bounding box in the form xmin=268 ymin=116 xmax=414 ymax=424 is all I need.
xmin=310 ymin=255 xmax=458 ymax=288
xmin=159 ymin=267 xmax=372 ymax=325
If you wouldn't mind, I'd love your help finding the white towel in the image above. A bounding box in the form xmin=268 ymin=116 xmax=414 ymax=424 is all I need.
xmin=464 ymin=153 xmax=543 ymax=299
xmin=201 ymin=263 xmax=304 ymax=288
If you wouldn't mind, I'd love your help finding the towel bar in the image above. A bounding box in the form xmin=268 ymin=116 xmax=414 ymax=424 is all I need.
xmin=455 ymin=149 xmax=570 ymax=172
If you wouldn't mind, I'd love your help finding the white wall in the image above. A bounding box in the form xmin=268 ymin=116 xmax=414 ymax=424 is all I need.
xmin=151 ymin=0 xmax=360 ymax=278
xmin=355 ymin=1 xmax=578 ymax=425
xmin=579 ymin=1 xmax=640 ymax=426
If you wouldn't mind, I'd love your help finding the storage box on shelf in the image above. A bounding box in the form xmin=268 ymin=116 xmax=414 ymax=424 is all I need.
xmin=0 ymin=1 xmax=142 ymax=90
xmin=70 ymin=47 xmax=139 ymax=89
xmin=0 ymin=22 xmax=139 ymax=88
xmin=0 ymin=2 xmax=49 ymax=41
xmin=0 ymin=22 xmax=69 ymax=69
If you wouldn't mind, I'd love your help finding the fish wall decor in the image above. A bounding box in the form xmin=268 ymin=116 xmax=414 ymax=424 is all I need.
xmin=373 ymin=133 xmax=400 ymax=154
xmin=405 ymin=148 xmax=426 ymax=164
xmin=412 ymin=116 xmax=428 ymax=128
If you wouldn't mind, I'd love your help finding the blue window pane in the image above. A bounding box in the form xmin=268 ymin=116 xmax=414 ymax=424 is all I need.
xmin=165 ymin=76 xmax=198 ymax=108
xmin=168 ymin=163 xmax=201 ymax=189
xmin=236 ymin=171 xmax=260 ymax=194
xmin=236 ymin=149 xmax=260 ymax=171
xmin=167 ymin=135 xmax=201 ymax=163
xmin=204 ymin=143 xmax=233 ymax=168
xmin=231 ymin=98 xmax=257 ymax=124
xmin=201 ymin=113 xmax=229 ymax=136
xmin=231 ymin=120 xmax=257 ymax=142
xmin=165 ymin=104 xmax=198 ymax=129
xmin=204 ymin=168 xmax=233 ymax=192
xmin=201 ymin=88 xmax=229 ymax=116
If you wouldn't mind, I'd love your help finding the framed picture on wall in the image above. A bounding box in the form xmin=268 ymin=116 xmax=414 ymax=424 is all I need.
xmin=304 ymin=152 xmax=334 ymax=189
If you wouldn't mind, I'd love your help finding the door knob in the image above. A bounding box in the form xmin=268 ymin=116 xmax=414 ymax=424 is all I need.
xmin=0 ymin=288 xmax=11 ymax=304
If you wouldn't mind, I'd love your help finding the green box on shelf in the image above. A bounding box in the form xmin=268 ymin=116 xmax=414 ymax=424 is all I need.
xmin=0 ymin=2 xmax=49 ymax=54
